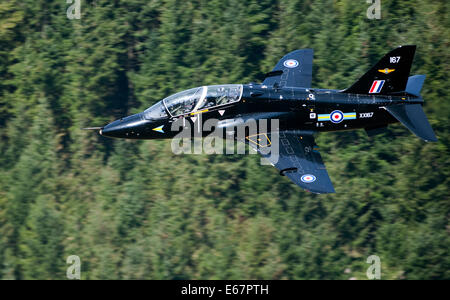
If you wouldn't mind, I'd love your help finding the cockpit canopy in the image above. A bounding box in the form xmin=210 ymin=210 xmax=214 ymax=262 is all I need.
xmin=143 ymin=84 xmax=243 ymax=120
xmin=143 ymin=100 xmax=168 ymax=120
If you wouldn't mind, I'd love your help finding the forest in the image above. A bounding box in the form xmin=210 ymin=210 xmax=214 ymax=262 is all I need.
xmin=0 ymin=0 xmax=448 ymax=280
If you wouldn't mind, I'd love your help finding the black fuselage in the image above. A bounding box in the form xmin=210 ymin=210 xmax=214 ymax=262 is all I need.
xmin=100 ymin=84 xmax=420 ymax=140
xmin=95 ymin=45 xmax=436 ymax=194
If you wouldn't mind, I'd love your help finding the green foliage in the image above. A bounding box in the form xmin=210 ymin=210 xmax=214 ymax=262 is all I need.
xmin=19 ymin=195 xmax=65 ymax=279
xmin=0 ymin=0 xmax=448 ymax=279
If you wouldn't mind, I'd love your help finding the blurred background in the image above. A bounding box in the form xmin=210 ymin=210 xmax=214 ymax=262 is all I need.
xmin=0 ymin=0 xmax=448 ymax=280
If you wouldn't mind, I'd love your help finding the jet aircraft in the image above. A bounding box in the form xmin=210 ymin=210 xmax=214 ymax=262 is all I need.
xmin=88 ymin=45 xmax=437 ymax=194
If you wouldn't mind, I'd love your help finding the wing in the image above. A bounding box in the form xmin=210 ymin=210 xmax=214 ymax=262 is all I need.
xmin=262 ymin=49 xmax=313 ymax=88
xmin=244 ymin=131 xmax=335 ymax=194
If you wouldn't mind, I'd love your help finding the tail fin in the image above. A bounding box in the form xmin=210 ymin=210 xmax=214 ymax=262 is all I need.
xmin=342 ymin=45 xmax=416 ymax=95
xmin=386 ymin=104 xmax=437 ymax=142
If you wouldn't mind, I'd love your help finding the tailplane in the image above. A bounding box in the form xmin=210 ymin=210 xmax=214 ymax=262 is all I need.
xmin=405 ymin=75 xmax=426 ymax=97
xmin=342 ymin=45 xmax=416 ymax=95
xmin=385 ymin=104 xmax=437 ymax=142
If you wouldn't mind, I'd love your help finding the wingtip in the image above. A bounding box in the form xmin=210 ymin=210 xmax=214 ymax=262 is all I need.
xmin=306 ymin=185 xmax=336 ymax=194
xmin=425 ymin=137 xmax=438 ymax=142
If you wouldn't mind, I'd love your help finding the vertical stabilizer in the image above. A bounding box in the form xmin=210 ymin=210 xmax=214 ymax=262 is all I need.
xmin=342 ymin=45 xmax=416 ymax=95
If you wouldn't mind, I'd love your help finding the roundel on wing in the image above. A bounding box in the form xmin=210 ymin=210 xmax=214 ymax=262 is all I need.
xmin=301 ymin=174 xmax=316 ymax=183
xmin=330 ymin=110 xmax=344 ymax=123
xmin=283 ymin=59 xmax=299 ymax=68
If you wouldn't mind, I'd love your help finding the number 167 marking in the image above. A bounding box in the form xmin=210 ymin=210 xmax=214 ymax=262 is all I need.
xmin=390 ymin=56 xmax=401 ymax=63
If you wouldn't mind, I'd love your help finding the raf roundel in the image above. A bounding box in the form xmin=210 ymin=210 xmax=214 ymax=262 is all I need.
xmin=283 ymin=59 xmax=299 ymax=68
xmin=301 ymin=174 xmax=316 ymax=183
xmin=330 ymin=110 xmax=344 ymax=123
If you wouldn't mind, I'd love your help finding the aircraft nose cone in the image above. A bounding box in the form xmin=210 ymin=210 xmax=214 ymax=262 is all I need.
xmin=100 ymin=121 xmax=120 ymax=137
xmin=101 ymin=113 xmax=146 ymax=138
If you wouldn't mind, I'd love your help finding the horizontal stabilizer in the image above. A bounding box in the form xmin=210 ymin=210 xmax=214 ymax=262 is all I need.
xmin=405 ymin=75 xmax=426 ymax=97
xmin=386 ymin=104 xmax=437 ymax=142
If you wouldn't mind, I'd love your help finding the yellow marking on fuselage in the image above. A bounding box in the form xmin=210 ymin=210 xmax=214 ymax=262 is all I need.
xmin=246 ymin=133 xmax=271 ymax=148
xmin=190 ymin=109 xmax=209 ymax=116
